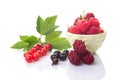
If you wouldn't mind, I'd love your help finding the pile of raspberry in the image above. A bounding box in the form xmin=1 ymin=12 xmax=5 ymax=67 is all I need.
xmin=68 ymin=40 xmax=94 ymax=65
xmin=68 ymin=12 xmax=104 ymax=34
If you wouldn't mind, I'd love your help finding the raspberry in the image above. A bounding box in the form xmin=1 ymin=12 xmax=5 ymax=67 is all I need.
xmin=99 ymin=29 xmax=104 ymax=33
xmin=68 ymin=25 xmax=81 ymax=34
xmin=68 ymin=50 xmax=81 ymax=65
xmin=73 ymin=40 xmax=86 ymax=54
xmin=89 ymin=17 xmax=100 ymax=27
xmin=87 ymin=26 xmax=100 ymax=34
xmin=76 ymin=20 xmax=90 ymax=34
xmin=74 ymin=16 xmax=82 ymax=25
xmin=84 ymin=12 xmax=95 ymax=20
xmin=82 ymin=50 xmax=94 ymax=64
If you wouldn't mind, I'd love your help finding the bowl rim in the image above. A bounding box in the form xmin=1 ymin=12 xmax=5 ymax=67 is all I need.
xmin=66 ymin=31 xmax=107 ymax=36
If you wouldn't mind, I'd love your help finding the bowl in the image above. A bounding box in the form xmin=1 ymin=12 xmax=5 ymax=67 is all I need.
xmin=66 ymin=30 xmax=107 ymax=54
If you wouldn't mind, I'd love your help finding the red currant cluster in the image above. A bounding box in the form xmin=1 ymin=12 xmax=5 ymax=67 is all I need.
xmin=23 ymin=43 xmax=52 ymax=63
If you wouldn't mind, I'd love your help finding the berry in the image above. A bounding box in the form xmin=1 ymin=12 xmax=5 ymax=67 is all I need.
xmin=99 ymin=29 xmax=104 ymax=33
xmin=40 ymin=47 xmax=47 ymax=56
xmin=68 ymin=25 xmax=81 ymax=34
xmin=59 ymin=53 xmax=67 ymax=61
xmin=24 ymin=53 xmax=33 ymax=63
xmin=89 ymin=17 xmax=100 ymax=27
xmin=84 ymin=12 xmax=95 ymax=20
xmin=29 ymin=48 xmax=37 ymax=55
xmin=52 ymin=58 xmax=59 ymax=65
xmin=82 ymin=51 xmax=94 ymax=64
xmin=68 ymin=50 xmax=81 ymax=65
xmin=32 ymin=52 xmax=41 ymax=61
xmin=47 ymin=44 xmax=52 ymax=51
xmin=36 ymin=50 xmax=42 ymax=57
xmin=73 ymin=40 xmax=86 ymax=54
xmin=76 ymin=20 xmax=90 ymax=34
xmin=34 ymin=43 xmax=42 ymax=50
xmin=87 ymin=26 xmax=100 ymax=34
xmin=63 ymin=50 xmax=69 ymax=56
xmin=53 ymin=51 xmax=61 ymax=58
xmin=50 ymin=54 xmax=58 ymax=60
xmin=74 ymin=16 xmax=82 ymax=25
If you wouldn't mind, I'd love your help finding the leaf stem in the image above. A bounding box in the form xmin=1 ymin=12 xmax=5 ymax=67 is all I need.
xmin=40 ymin=34 xmax=42 ymax=39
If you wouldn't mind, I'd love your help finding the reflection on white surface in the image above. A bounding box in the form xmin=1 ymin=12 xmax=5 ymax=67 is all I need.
xmin=23 ymin=53 xmax=105 ymax=80
xmin=66 ymin=54 xmax=105 ymax=80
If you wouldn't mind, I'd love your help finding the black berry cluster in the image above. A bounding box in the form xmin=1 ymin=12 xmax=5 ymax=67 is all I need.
xmin=50 ymin=50 xmax=69 ymax=65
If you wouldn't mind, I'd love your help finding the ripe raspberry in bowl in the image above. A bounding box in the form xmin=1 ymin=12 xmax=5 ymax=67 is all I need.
xmin=66 ymin=12 xmax=107 ymax=54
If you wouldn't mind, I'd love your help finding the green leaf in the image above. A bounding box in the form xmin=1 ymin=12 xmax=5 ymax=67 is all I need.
xmin=20 ymin=35 xmax=39 ymax=43
xmin=20 ymin=35 xmax=29 ymax=41
xmin=45 ymin=31 xmax=62 ymax=42
xmin=36 ymin=16 xmax=44 ymax=34
xmin=36 ymin=15 xmax=58 ymax=35
xmin=20 ymin=35 xmax=40 ymax=50
xmin=46 ymin=38 xmax=71 ymax=50
xmin=11 ymin=41 xmax=29 ymax=49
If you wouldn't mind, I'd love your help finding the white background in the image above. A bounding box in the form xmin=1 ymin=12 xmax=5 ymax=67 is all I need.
xmin=0 ymin=0 xmax=120 ymax=80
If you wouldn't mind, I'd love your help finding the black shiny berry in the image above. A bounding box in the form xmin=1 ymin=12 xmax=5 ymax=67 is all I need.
xmin=50 ymin=54 xmax=58 ymax=60
xmin=63 ymin=50 xmax=69 ymax=56
xmin=59 ymin=53 xmax=67 ymax=61
xmin=54 ymin=51 xmax=61 ymax=58
xmin=52 ymin=58 xmax=58 ymax=65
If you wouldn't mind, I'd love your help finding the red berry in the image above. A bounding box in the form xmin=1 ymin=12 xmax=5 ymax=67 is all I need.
xmin=29 ymin=48 xmax=37 ymax=55
xmin=76 ymin=20 xmax=90 ymax=34
xmin=99 ymin=29 xmax=104 ymax=33
xmin=73 ymin=40 xmax=86 ymax=54
xmin=32 ymin=52 xmax=40 ymax=61
xmin=36 ymin=50 xmax=42 ymax=57
xmin=68 ymin=25 xmax=81 ymax=34
xmin=89 ymin=17 xmax=100 ymax=27
xmin=24 ymin=53 xmax=33 ymax=63
xmin=44 ymin=45 xmax=49 ymax=51
xmin=23 ymin=52 xmax=30 ymax=57
xmin=87 ymin=26 xmax=100 ymax=34
xmin=40 ymin=48 xmax=47 ymax=56
xmin=34 ymin=43 xmax=42 ymax=50
xmin=74 ymin=17 xmax=82 ymax=25
xmin=82 ymin=51 xmax=94 ymax=65
xmin=68 ymin=50 xmax=82 ymax=65
xmin=47 ymin=44 xmax=52 ymax=51
xmin=84 ymin=12 xmax=95 ymax=20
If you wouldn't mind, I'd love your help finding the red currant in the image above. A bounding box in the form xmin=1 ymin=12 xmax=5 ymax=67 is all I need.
xmin=36 ymin=50 xmax=42 ymax=57
xmin=46 ymin=44 xmax=52 ymax=51
xmin=34 ymin=44 xmax=42 ymax=50
xmin=24 ymin=52 xmax=29 ymax=57
xmin=44 ymin=45 xmax=49 ymax=51
xmin=40 ymin=48 xmax=47 ymax=56
xmin=29 ymin=48 xmax=37 ymax=55
xmin=24 ymin=53 xmax=33 ymax=63
xmin=32 ymin=52 xmax=40 ymax=61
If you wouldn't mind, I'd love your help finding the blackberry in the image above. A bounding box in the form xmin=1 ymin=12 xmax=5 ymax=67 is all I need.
xmin=53 ymin=51 xmax=61 ymax=58
xmin=52 ymin=58 xmax=59 ymax=65
xmin=63 ymin=50 xmax=69 ymax=56
xmin=59 ymin=53 xmax=67 ymax=61
xmin=50 ymin=54 xmax=58 ymax=60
